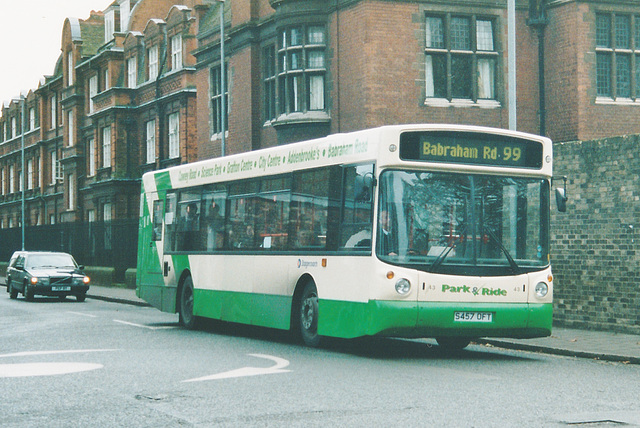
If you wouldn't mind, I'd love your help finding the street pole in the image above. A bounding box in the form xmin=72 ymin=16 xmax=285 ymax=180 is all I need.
xmin=20 ymin=95 xmax=26 ymax=250
xmin=508 ymin=0 xmax=517 ymax=131
xmin=219 ymin=0 xmax=226 ymax=157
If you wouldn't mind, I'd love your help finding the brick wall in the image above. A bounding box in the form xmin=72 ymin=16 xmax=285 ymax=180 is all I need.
xmin=552 ymin=135 xmax=640 ymax=333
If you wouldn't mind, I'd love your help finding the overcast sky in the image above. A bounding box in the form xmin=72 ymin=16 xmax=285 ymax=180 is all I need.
xmin=0 ymin=0 xmax=115 ymax=107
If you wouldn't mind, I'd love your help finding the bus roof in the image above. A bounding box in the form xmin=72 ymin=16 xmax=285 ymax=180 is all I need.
xmin=142 ymin=124 xmax=552 ymax=193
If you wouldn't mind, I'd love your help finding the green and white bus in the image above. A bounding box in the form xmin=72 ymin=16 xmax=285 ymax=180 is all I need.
xmin=136 ymin=124 xmax=560 ymax=348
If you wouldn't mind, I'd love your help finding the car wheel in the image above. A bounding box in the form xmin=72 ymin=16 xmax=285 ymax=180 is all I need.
xmin=24 ymin=282 xmax=34 ymax=301
xmin=76 ymin=293 xmax=86 ymax=302
xmin=178 ymin=276 xmax=198 ymax=329
xmin=298 ymin=281 xmax=321 ymax=347
xmin=9 ymin=283 xmax=18 ymax=299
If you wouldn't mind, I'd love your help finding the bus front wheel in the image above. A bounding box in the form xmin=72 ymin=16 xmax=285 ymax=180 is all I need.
xmin=179 ymin=276 xmax=199 ymax=330
xmin=298 ymin=282 xmax=321 ymax=347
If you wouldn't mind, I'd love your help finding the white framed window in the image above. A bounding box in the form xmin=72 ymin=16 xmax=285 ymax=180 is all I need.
xmin=168 ymin=112 xmax=180 ymax=159
xmin=104 ymin=68 xmax=110 ymax=91
xmin=11 ymin=117 xmax=16 ymax=138
xmin=424 ymin=15 xmax=497 ymax=101
xmin=211 ymin=64 xmax=228 ymax=136
xmin=67 ymin=110 xmax=74 ymax=146
xmin=68 ymin=173 xmax=74 ymax=210
xmin=277 ymin=26 xmax=327 ymax=115
xmin=148 ymin=45 xmax=159 ymax=80
xmin=89 ymin=75 xmax=98 ymax=113
xmin=50 ymin=151 xmax=57 ymax=184
xmin=88 ymin=209 xmax=96 ymax=223
xmin=68 ymin=51 xmax=74 ymax=86
xmin=27 ymin=159 xmax=33 ymax=190
xmin=88 ymin=138 xmax=96 ymax=176
xmin=49 ymin=214 xmax=56 ymax=225
xmin=146 ymin=120 xmax=156 ymax=164
xmin=105 ymin=9 xmax=115 ymax=43
xmin=171 ymin=34 xmax=183 ymax=71
xmin=29 ymin=108 xmax=36 ymax=131
xmin=127 ymin=57 xmax=137 ymax=89
xmin=0 ymin=168 xmax=4 ymax=195
xmin=120 ymin=0 xmax=131 ymax=32
xmin=103 ymin=202 xmax=112 ymax=221
xmin=9 ymin=165 xmax=14 ymax=193
xmin=19 ymin=169 xmax=23 ymax=192
xmin=102 ymin=126 xmax=112 ymax=168
xmin=50 ymin=94 xmax=57 ymax=130
xmin=103 ymin=202 xmax=112 ymax=249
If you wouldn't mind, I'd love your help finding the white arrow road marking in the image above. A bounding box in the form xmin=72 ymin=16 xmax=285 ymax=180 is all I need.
xmin=0 ymin=349 xmax=118 ymax=358
xmin=182 ymin=354 xmax=291 ymax=382
xmin=0 ymin=362 xmax=103 ymax=378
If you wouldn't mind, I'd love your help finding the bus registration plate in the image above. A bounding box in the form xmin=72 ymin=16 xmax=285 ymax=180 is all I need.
xmin=454 ymin=312 xmax=493 ymax=322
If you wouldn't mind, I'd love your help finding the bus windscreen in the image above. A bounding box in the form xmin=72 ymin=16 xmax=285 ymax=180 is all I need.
xmin=399 ymin=131 xmax=543 ymax=169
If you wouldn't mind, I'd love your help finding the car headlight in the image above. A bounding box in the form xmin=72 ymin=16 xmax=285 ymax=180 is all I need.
xmin=534 ymin=282 xmax=549 ymax=298
xmin=30 ymin=276 xmax=39 ymax=285
xmin=83 ymin=276 xmax=90 ymax=284
xmin=395 ymin=278 xmax=411 ymax=295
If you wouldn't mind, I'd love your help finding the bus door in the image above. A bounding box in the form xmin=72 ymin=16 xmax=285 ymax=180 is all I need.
xmin=138 ymin=192 xmax=166 ymax=308
xmin=162 ymin=192 xmax=178 ymax=288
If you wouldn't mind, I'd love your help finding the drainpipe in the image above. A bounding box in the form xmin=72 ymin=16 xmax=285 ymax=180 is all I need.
xmin=527 ymin=0 xmax=548 ymax=136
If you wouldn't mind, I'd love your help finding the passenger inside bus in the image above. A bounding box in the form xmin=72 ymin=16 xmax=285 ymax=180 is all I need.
xmin=378 ymin=209 xmax=398 ymax=256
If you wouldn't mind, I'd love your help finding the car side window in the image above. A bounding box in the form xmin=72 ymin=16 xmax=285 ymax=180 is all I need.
xmin=14 ymin=255 xmax=25 ymax=269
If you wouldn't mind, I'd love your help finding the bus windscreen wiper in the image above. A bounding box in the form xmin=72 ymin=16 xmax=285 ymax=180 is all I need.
xmin=485 ymin=228 xmax=520 ymax=273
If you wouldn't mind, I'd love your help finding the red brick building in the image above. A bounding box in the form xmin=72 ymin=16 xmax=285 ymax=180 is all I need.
xmin=2 ymin=0 xmax=640 ymax=228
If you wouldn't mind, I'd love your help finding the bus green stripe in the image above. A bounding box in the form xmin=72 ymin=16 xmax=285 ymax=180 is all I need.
xmin=193 ymin=289 xmax=292 ymax=330
xmin=154 ymin=171 xmax=172 ymax=192
xmin=320 ymin=300 xmax=552 ymax=339
xmin=191 ymin=287 xmax=552 ymax=340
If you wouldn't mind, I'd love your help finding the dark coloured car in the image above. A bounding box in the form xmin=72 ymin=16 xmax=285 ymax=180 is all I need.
xmin=7 ymin=251 xmax=90 ymax=301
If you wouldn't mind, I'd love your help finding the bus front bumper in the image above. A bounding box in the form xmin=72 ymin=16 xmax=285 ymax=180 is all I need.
xmin=319 ymin=300 xmax=553 ymax=340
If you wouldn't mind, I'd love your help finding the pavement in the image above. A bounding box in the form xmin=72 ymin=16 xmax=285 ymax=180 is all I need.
xmin=4 ymin=281 xmax=640 ymax=364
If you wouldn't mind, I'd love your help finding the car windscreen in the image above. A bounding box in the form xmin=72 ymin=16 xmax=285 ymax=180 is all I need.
xmin=25 ymin=254 xmax=76 ymax=269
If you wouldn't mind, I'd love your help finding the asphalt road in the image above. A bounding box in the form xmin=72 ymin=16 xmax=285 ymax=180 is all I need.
xmin=2 ymin=294 xmax=640 ymax=427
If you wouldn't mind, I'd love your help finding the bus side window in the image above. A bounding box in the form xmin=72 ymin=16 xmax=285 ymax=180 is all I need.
xmin=152 ymin=200 xmax=164 ymax=242
xmin=164 ymin=193 xmax=177 ymax=252
xmin=341 ymin=163 xmax=374 ymax=250
xmin=176 ymin=191 xmax=202 ymax=252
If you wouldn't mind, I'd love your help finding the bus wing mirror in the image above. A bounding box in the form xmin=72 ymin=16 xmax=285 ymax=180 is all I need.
xmin=553 ymin=175 xmax=568 ymax=212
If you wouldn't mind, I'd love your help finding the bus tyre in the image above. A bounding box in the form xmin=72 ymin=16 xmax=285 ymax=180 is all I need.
xmin=436 ymin=337 xmax=472 ymax=351
xmin=179 ymin=276 xmax=198 ymax=330
xmin=298 ymin=282 xmax=321 ymax=347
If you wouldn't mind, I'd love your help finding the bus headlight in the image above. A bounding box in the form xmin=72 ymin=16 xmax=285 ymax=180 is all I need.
xmin=395 ymin=278 xmax=411 ymax=295
xmin=534 ymin=282 xmax=549 ymax=298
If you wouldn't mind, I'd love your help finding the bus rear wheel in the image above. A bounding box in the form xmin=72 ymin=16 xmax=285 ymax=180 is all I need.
xmin=179 ymin=276 xmax=198 ymax=330
xmin=298 ymin=282 xmax=321 ymax=347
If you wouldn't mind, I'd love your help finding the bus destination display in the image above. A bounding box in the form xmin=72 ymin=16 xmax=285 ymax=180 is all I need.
xmin=399 ymin=131 xmax=543 ymax=169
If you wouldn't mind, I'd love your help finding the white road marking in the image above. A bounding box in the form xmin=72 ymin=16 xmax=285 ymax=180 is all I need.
xmin=0 ymin=349 xmax=118 ymax=358
xmin=113 ymin=319 xmax=178 ymax=330
xmin=0 ymin=362 xmax=103 ymax=378
xmin=66 ymin=311 xmax=98 ymax=318
xmin=183 ymin=353 xmax=291 ymax=382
